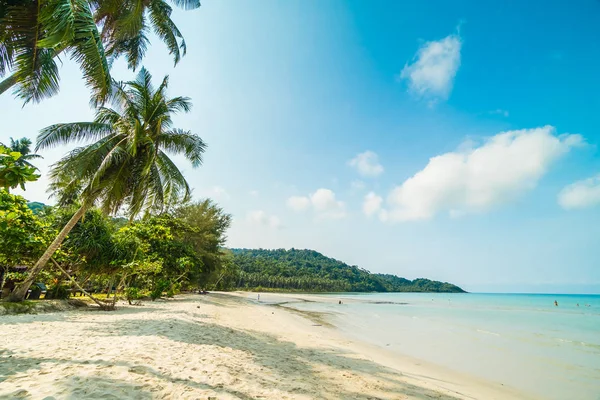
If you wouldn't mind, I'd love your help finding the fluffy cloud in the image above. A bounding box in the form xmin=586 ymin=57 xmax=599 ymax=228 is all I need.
xmin=287 ymin=196 xmax=310 ymax=211
xmin=348 ymin=151 xmax=384 ymax=177
xmin=400 ymin=32 xmax=462 ymax=102
xmin=363 ymin=192 xmax=382 ymax=217
xmin=558 ymin=175 xmax=600 ymax=210
xmin=287 ymin=188 xmax=346 ymax=219
xmin=246 ymin=210 xmax=282 ymax=229
xmin=351 ymin=180 xmax=366 ymax=191
xmin=382 ymin=126 xmax=583 ymax=222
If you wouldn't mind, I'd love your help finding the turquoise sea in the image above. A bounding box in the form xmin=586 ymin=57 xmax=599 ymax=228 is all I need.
xmin=281 ymin=293 xmax=600 ymax=400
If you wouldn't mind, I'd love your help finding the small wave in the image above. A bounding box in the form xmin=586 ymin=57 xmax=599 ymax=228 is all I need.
xmin=555 ymin=338 xmax=600 ymax=351
xmin=557 ymin=338 xmax=573 ymax=343
xmin=477 ymin=329 xmax=501 ymax=336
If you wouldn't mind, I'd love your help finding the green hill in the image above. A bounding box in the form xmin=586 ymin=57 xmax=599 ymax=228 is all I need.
xmin=26 ymin=201 xmax=48 ymax=214
xmin=230 ymin=248 xmax=465 ymax=293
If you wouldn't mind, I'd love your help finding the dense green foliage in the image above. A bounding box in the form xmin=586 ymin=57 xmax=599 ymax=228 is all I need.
xmin=1 ymin=192 xmax=232 ymax=301
xmin=0 ymin=0 xmax=199 ymax=104
xmin=0 ymin=191 xmax=52 ymax=268
xmin=0 ymin=146 xmax=40 ymax=191
xmin=230 ymin=248 xmax=465 ymax=293
xmin=0 ymin=191 xmax=53 ymax=292
xmin=2 ymin=137 xmax=42 ymax=168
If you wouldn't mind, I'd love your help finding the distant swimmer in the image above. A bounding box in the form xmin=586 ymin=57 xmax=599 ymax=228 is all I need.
xmin=577 ymin=303 xmax=579 ymax=307
xmin=554 ymin=300 xmax=558 ymax=307
xmin=338 ymin=300 xmax=342 ymax=305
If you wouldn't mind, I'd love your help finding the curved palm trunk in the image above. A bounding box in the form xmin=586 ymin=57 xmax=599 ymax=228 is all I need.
xmin=6 ymin=204 xmax=89 ymax=302
xmin=0 ymin=74 xmax=18 ymax=96
xmin=50 ymin=258 xmax=115 ymax=311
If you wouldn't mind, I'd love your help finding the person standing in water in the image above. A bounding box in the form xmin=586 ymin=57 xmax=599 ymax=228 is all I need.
xmin=554 ymin=300 xmax=558 ymax=307
xmin=257 ymin=294 xmax=260 ymax=302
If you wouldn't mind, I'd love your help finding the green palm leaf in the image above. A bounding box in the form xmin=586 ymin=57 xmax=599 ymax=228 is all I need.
xmin=41 ymin=67 xmax=205 ymax=219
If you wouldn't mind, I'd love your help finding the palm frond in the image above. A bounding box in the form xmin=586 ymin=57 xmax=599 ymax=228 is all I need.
xmin=36 ymin=122 xmax=113 ymax=150
xmin=170 ymin=0 xmax=201 ymax=11
xmin=105 ymin=22 xmax=149 ymax=70
xmin=156 ymin=149 xmax=190 ymax=202
xmin=157 ymin=129 xmax=206 ymax=167
xmin=165 ymin=95 xmax=192 ymax=114
xmin=148 ymin=0 xmax=184 ymax=65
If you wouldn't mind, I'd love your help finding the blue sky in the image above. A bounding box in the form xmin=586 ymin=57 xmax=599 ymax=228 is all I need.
xmin=2 ymin=0 xmax=600 ymax=293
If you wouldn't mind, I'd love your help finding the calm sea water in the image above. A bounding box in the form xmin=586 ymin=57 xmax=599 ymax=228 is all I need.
xmin=282 ymin=293 xmax=600 ymax=400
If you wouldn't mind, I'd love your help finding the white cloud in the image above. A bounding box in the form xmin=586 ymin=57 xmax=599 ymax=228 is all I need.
xmin=287 ymin=195 xmax=311 ymax=211
xmin=310 ymin=189 xmax=346 ymax=219
xmin=558 ymin=175 xmax=600 ymax=210
xmin=382 ymin=126 xmax=583 ymax=222
xmin=351 ymin=180 xmax=366 ymax=191
xmin=363 ymin=192 xmax=383 ymax=217
xmin=286 ymin=188 xmax=346 ymax=219
xmin=400 ymin=32 xmax=462 ymax=102
xmin=348 ymin=151 xmax=384 ymax=177
xmin=246 ymin=210 xmax=282 ymax=229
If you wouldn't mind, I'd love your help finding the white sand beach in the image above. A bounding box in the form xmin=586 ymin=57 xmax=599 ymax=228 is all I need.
xmin=0 ymin=293 xmax=530 ymax=399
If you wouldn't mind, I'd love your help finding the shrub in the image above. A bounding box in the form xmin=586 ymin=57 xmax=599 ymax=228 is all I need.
xmin=47 ymin=285 xmax=70 ymax=300
xmin=150 ymin=279 xmax=171 ymax=301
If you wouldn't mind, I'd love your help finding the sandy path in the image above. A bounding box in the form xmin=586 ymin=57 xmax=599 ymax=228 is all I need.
xmin=0 ymin=293 xmax=527 ymax=399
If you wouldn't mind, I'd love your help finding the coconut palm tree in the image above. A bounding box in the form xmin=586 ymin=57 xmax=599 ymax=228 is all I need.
xmin=5 ymin=137 xmax=42 ymax=168
xmin=6 ymin=67 xmax=206 ymax=301
xmin=0 ymin=0 xmax=199 ymax=104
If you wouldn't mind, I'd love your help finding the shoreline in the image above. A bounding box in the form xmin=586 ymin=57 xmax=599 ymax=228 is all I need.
xmin=0 ymin=292 xmax=531 ymax=399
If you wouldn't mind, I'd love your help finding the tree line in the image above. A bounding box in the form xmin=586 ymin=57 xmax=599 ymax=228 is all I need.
xmin=227 ymin=249 xmax=466 ymax=293
xmin=1 ymin=190 xmax=232 ymax=308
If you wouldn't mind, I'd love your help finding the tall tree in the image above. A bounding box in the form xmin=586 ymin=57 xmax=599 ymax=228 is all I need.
xmin=6 ymin=68 xmax=206 ymax=301
xmin=0 ymin=0 xmax=199 ymax=104
xmin=5 ymin=137 xmax=42 ymax=167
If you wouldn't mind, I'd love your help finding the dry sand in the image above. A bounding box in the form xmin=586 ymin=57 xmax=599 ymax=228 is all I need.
xmin=0 ymin=293 xmax=530 ymax=400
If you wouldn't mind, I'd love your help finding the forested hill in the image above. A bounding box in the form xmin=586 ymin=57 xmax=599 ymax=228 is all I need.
xmin=230 ymin=248 xmax=465 ymax=293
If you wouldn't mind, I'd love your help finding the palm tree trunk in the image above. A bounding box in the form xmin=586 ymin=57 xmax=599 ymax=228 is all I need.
xmin=0 ymin=267 xmax=7 ymax=294
xmin=5 ymin=204 xmax=89 ymax=302
xmin=50 ymin=258 xmax=114 ymax=310
xmin=0 ymin=74 xmax=18 ymax=96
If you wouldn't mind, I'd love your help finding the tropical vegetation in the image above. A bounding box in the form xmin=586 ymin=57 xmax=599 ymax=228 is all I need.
xmin=6 ymin=67 xmax=206 ymax=302
xmin=0 ymin=143 xmax=41 ymax=192
xmin=0 ymin=196 xmax=232 ymax=308
xmin=227 ymin=249 xmax=465 ymax=293
xmin=0 ymin=0 xmax=199 ymax=104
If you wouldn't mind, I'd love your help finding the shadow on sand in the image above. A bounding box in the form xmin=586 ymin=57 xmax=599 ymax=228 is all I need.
xmin=0 ymin=296 xmax=460 ymax=400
